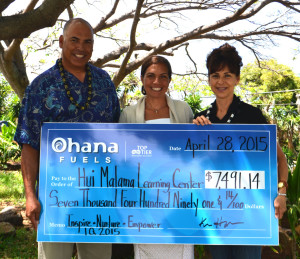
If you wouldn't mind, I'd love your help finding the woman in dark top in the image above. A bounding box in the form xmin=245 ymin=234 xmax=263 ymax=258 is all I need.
xmin=196 ymin=94 xmax=268 ymax=124
xmin=194 ymin=43 xmax=288 ymax=259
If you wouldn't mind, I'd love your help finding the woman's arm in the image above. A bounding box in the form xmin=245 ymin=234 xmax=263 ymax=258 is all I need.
xmin=274 ymin=143 xmax=288 ymax=219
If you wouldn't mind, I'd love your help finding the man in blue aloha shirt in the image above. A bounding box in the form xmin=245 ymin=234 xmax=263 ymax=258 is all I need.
xmin=14 ymin=18 xmax=120 ymax=259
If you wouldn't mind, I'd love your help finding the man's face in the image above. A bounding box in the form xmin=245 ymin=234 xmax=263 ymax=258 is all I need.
xmin=59 ymin=21 xmax=94 ymax=72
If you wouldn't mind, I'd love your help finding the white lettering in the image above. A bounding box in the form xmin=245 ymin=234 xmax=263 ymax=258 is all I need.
xmin=68 ymin=138 xmax=80 ymax=152
xmin=52 ymin=138 xmax=67 ymax=152
xmin=51 ymin=138 xmax=119 ymax=154
xmin=82 ymin=142 xmax=92 ymax=152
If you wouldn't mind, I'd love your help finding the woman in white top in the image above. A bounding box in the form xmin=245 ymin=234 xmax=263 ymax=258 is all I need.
xmin=119 ymin=55 xmax=194 ymax=258
xmin=119 ymin=55 xmax=193 ymax=124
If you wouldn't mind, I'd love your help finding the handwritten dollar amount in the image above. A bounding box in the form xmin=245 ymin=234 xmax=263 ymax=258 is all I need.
xmin=205 ymin=170 xmax=265 ymax=190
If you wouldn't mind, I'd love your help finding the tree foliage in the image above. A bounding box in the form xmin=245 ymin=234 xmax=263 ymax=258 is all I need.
xmin=170 ymin=75 xmax=212 ymax=115
xmin=239 ymin=60 xmax=300 ymax=169
xmin=0 ymin=0 xmax=299 ymax=99
xmin=118 ymin=71 xmax=141 ymax=109
xmin=0 ymin=75 xmax=21 ymax=166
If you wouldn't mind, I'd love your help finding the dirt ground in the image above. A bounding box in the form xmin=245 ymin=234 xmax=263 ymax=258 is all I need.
xmin=0 ymin=201 xmax=33 ymax=229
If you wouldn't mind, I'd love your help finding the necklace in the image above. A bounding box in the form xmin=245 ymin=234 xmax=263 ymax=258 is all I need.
xmin=146 ymin=99 xmax=168 ymax=114
xmin=206 ymin=96 xmax=241 ymax=123
xmin=206 ymin=105 xmax=235 ymax=123
xmin=58 ymin=58 xmax=92 ymax=110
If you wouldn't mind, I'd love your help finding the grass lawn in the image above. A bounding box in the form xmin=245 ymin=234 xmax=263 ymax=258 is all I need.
xmin=0 ymin=170 xmax=38 ymax=258
xmin=0 ymin=170 xmax=25 ymax=203
xmin=0 ymin=228 xmax=37 ymax=258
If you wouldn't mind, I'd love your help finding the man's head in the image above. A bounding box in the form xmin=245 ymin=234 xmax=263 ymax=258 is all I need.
xmin=59 ymin=18 xmax=94 ymax=73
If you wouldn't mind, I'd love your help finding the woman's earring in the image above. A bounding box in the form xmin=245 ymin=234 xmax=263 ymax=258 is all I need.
xmin=141 ymin=85 xmax=146 ymax=95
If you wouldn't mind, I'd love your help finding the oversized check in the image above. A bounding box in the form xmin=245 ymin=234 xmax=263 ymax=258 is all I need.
xmin=37 ymin=123 xmax=278 ymax=245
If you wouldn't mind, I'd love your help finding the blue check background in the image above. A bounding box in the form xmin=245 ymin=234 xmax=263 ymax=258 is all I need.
xmin=38 ymin=123 xmax=278 ymax=245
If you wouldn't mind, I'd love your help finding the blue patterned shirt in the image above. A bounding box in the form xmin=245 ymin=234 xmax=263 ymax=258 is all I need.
xmin=14 ymin=60 xmax=120 ymax=150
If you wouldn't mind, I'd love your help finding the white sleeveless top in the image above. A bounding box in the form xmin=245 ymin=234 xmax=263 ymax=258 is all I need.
xmin=145 ymin=118 xmax=171 ymax=124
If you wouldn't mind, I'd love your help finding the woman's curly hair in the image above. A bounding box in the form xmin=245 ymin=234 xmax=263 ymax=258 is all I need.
xmin=206 ymin=43 xmax=243 ymax=76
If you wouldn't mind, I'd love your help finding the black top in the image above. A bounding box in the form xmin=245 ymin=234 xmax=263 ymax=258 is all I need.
xmin=194 ymin=95 xmax=268 ymax=124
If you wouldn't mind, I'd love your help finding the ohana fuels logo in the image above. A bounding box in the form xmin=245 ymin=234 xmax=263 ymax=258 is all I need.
xmin=51 ymin=137 xmax=118 ymax=153
xmin=131 ymin=145 xmax=152 ymax=157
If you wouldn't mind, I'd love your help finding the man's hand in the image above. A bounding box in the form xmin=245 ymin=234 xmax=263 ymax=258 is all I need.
xmin=274 ymin=195 xmax=287 ymax=219
xmin=21 ymin=144 xmax=40 ymax=230
xmin=26 ymin=195 xmax=41 ymax=230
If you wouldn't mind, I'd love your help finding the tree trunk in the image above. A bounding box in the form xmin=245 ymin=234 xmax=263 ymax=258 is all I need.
xmin=0 ymin=50 xmax=28 ymax=99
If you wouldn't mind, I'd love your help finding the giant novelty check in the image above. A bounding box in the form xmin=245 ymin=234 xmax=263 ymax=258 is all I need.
xmin=37 ymin=123 xmax=278 ymax=245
